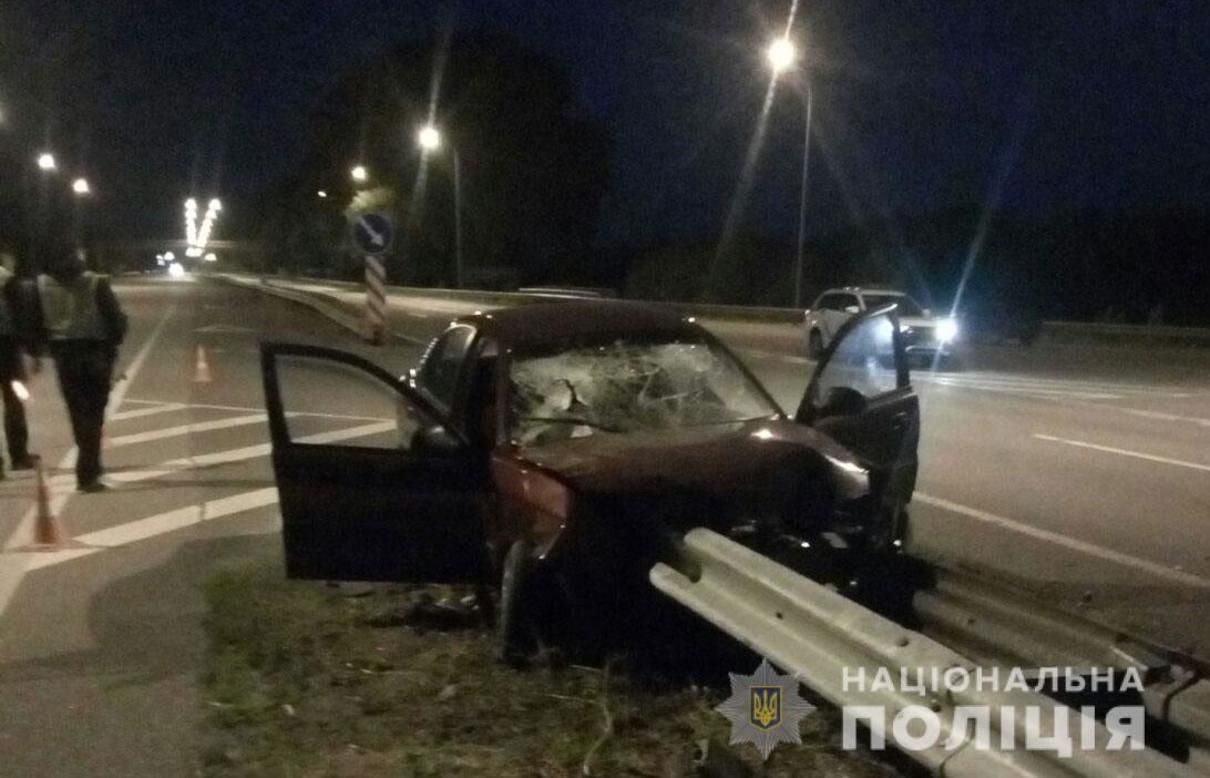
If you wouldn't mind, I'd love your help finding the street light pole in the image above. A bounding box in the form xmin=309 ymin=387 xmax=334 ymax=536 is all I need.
xmin=452 ymin=146 xmax=463 ymax=289
xmin=417 ymin=124 xmax=464 ymax=289
xmin=794 ymin=80 xmax=813 ymax=310
xmin=767 ymin=37 xmax=812 ymax=309
xmin=71 ymin=177 xmax=91 ymax=251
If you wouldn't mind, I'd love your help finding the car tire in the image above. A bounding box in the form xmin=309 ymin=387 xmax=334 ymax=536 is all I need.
xmin=807 ymin=329 xmax=824 ymax=359
xmin=497 ymin=540 xmax=535 ymax=667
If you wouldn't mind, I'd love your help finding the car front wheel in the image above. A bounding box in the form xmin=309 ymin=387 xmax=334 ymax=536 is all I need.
xmin=497 ymin=541 xmax=535 ymax=666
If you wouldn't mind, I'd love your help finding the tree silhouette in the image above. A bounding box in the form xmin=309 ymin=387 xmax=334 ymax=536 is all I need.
xmin=265 ymin=32 xmax=609 ymax=287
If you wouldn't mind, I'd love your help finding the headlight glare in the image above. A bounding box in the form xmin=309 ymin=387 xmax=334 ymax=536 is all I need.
xmin=937 ymin=318 xmax=959 ymax=343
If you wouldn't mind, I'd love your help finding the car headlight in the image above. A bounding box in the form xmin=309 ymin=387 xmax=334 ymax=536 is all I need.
xmin=936 ymin=318 xmax=959 ymax=343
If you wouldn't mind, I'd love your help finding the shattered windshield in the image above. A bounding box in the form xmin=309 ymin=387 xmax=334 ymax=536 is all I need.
xmin=509 ymin=335 xmax=778 ymax=446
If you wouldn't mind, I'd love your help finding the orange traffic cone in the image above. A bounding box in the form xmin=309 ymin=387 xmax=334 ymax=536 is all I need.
xmin=31 ymin=458 xmax=64 ymax=548
xmin=193 ymin=344 xmax=213 ymax=383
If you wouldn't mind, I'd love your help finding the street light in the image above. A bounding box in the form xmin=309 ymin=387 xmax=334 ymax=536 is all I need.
xmin=416 ymin=124 xmax=464 ymax=289
xmin=317 ymin=190 xmax=328 ymax=199
xmin=766 ymin=37 xmax=798 ymax=73
xmin=350 ymin=164 xmax=368 ymax=184
xmin=36 ymin=152 xmax=56 ymax=172
xmin=767 ymin=36 xmax=812 ymax=309
xmin=71 ymin=177 xmax=90 ymax=195
xmin=417 ymin=125 xmax=441 ymax=152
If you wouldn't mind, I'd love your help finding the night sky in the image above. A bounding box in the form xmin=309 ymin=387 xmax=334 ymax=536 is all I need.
xmin=2 ymin=1 xmax=1208 ymax=244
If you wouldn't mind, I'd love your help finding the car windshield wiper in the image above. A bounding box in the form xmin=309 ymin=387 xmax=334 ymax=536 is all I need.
xmin=517 ymin=415 xmax=622 ymax=433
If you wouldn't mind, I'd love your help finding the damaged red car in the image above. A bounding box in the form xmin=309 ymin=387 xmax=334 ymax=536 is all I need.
xmin=260 ymin=300 xmax=918 ymax=657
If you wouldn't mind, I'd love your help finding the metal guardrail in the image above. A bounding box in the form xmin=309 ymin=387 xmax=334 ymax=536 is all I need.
xmin=220 ymin=270 xmax=1210 ymax=343
xmin=1040 ymin=320 xmax=1210 ymax=346
xmin=652 ymin=529 xmax=1201 ymax=777
xmin=916 ymin=571 xmax=1210 ymax=769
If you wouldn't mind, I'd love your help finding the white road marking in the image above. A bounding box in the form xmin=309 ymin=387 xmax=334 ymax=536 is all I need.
xmin=0 ymin=301 xmax=177 ymax=619
xmin=915 ymin=492 xmax=1210 ymax=590
xmin=84 ymin=487 xmax=279 ymax=548
xmin=21 ymin=547 xmax=98 ymax=570
xmin=910 ymin=372 xmax=1200 ymax=400
xmin=105 ymin=413 xmax=269 ymax=449
xmin=21 ymin=488 xmax=280 ymax=570
xmin=1033 ymin=433 xmax=1210 ymax=473
xmin=1026 ymin=394 xmax=1210 ymax=429
xmin=739 ymin=348 xmax=810 ymax=365
xmin=735 ymin=348 xmax=1199 ymax=399
xmin=110 ymin=402 xmax=189 ymax=422
xmin=1108 ymin=406 xmax=1210 ymax=428
xmin=918 ymin=372 xmax=1194 ymax=395
xmin=121 ymin=397 xmax=389 ymax=422
xmin=926 ymin=380 xmax=1120 ymax=400
xmin=51 ymin=420 xmax=397 ymax=488
xmin=193 ymin=324 xmax=256 ymax=334
xmin=406 ymin=312 xmax=430 ymax=319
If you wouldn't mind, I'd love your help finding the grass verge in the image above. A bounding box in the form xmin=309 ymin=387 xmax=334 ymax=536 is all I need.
xmin=201 ymin=563 xmax=895 ymax=777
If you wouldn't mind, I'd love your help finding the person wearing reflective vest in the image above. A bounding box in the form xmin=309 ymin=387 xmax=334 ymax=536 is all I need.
xmin=29 ymin=252 xmax=127 ymax=492
xmin=0 ymin=259 xmax=36 ymax=477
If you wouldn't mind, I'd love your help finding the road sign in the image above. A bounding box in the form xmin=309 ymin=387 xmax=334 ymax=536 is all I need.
xmin=352 ymin=212 xmax=393 ymax=256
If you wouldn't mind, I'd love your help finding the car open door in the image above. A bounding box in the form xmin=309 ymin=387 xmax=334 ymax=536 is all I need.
xmin=261 ymin=342 xmax=490 ymax=583
xmin=794 ymin=305 xmax=919 ymax=537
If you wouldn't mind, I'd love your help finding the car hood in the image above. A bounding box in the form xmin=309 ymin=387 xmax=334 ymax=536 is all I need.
xmin=899 ymin=316 xmax=939 ymax=328
xmin=513 ymin=418 xmax=869 ymax=500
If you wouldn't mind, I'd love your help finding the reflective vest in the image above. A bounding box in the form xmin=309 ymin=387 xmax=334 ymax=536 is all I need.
xmin=37 ymin=272 xmax=107 ymax=340
xmin=0 ymin=267 xmax=12 ymax=336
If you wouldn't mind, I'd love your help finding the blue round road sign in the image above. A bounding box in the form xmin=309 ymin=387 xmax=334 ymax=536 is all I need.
xmin=352 ymin=212 xmax=394 ymax=256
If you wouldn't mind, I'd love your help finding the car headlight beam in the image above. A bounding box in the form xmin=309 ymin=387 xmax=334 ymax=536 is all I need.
xmin=937 ymin=318 xmax=959 ymax=343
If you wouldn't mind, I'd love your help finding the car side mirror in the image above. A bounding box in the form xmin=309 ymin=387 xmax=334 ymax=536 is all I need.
xmin=816 ymin=386 xmax=867 ymax=419
xmin=843 ymin=305 xmax=860 ymax=314
xmin=413 ymin=424 xmax=462 ymax=455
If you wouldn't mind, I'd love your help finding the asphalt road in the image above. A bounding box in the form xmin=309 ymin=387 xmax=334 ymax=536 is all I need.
xmin=0 ymin=276 xmax=1207 ymax=773
xmin=0 ymin=277 xmax=399 ymax=776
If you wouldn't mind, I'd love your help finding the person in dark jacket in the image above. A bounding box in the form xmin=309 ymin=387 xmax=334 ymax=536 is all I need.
xmin=26 ymin=247 xmax=127 ymax=492
xmin=0 ymin=256 xmax=36 ymax=477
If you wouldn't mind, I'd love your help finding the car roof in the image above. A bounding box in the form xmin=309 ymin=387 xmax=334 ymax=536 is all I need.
xmin=453 ymin=300 xmax=703 ymax=348
xmin=820 ymin=286 xmax=905 ymax=296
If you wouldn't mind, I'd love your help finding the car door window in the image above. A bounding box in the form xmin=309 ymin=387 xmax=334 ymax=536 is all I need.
xmin=276 ymin=354 xmax=423 ymax=450
xmin=415 ymin=325 xmax=476 ymax=412
xmin=806 ymin=310 xmax=902 ymax=410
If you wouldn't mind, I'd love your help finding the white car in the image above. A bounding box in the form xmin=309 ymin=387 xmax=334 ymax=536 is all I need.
xmin=803 ymin=287 xmax=959 ymax=362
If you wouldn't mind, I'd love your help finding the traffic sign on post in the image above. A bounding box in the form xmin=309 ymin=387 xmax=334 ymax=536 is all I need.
xmin=351 ymin=212 xmax=394 ymax=345
xmin=352 ymin=212 xmax=393 ymax=257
